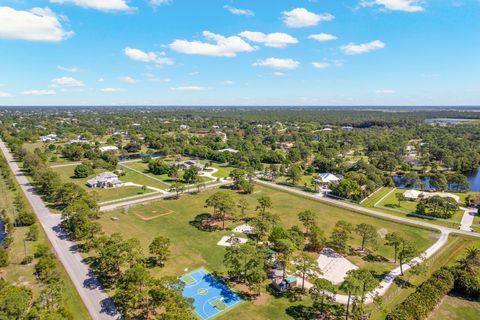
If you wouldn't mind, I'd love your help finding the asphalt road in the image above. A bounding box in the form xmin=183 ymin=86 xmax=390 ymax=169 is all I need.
xmin=0 ymin=139 xmax=120 ymax=320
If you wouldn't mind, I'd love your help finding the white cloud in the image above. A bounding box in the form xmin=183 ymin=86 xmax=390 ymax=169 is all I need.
xmin=308 ymin=33 xmax=337 ymax=42
xmin=282 ymin=8 xmax=334 ymax=28
xmin=50 ymin=76 xmax=84 ymax=88
xmin=223 ymin=80 xmax=234 ymax=85
xmin=239 ymin=31 xmax=298 ymax=48
xmin=312 ymin=62 xmax=330 ymax=69
xmin=273 ymin=72 xmax=285 ymax=76
xmin=119 ymin=76 xmax=139 ymax=84
xmin=144 ymin=73 xmax=171 ymax=82
xmin=223 ymin=5 xmax=254 ymax=16
xmin=341 ymin=40 xmax=385 ymax=55
xmin=21 ymin=89 xmax=56 ymax=95
xmin=101 ymin=87 xmax=123 ymax=92
xmin=169 ymin=31 xmax=256 ymax=57
xmin=57 ymin=66 xmax=80 ymax=72
xmin=360 ymin=0 xmax=424 ymax=12
xmin=0 ymin=92 xmax=12 ymax=97
xmin=98 ymin=77 xmax=105 ymax=82
xmin=253 ymin=58 xmax=300 ymax=70
xmin=0 ymin=7 xmax=73 ymax=42
xmin=149 ymin=0 xmax=170 ymax=7
xmin=50 ymin=0 xmax=132 ymax=12
xmin=124 ymin=47 xmax=174 ymax=65
xmin=171 ymin=86 xmax=208 ymax=91
xmin=376 ymin=89 xmax=396 ymax=94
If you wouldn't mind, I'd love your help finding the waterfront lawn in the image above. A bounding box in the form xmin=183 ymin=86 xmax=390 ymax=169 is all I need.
xmin=377 ymin=189 xmax=466 ymax=222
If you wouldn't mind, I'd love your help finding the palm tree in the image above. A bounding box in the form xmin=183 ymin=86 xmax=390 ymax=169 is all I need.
xmin=340 ymin=274 xmax=361 ymax=320
xmin=457 ymin=247 xmax=480 ymax=274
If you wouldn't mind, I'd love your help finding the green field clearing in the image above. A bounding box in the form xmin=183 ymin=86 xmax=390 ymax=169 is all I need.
xmin=0 ymin=174 xmax=90 ymax=319
xmin=97 ymin=184 xmax=440 ymax=319
xmin=98 ymin=184 xmax=437 ymax=278
xmin=429 ymin=294 xmax=480 ymax=320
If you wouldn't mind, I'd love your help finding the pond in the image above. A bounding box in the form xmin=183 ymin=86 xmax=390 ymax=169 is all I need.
xmin=0 ymin=217 xmax=5 ymax=244
xmin=424 ymin=118 xmax=476 ymax=124
xmin=392 ymin=175 xmax=477 ymax=192
xmin=467 ymin=168 xmax=480 ymax=192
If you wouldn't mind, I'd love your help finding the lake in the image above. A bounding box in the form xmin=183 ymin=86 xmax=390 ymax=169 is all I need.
xmin=424 ymin=118 xmax=476 ymax=124
xmin=393 ymin=171 xmax=480 ymax=192
xmin=467 ymin=168 xmax=480 ymax=192
xmin=0 ymin=217 xmax=5 ymax=244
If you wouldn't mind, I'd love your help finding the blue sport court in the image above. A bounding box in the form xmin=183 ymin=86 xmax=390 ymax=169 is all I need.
xmin=181 ymin=268 xmax=242 ymax=320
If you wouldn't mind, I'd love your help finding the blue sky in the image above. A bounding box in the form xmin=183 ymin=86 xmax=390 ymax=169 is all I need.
xmin=0 ymin=0 xmax=479 ymax=106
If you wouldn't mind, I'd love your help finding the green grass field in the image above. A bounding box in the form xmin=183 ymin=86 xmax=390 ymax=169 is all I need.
xmin=429 ymin=294 xmax=480 ymax=320
xmin=96 ymin=183 xmax=441 ymax=319
xmin=0 ymin=174 xmax=90 ymax=319
xmin=121 ymin=161 xmax=214 ymax=186
xmin=377 ymin=189 xmax=466 ymax=222
xmin=50 ymin=164 xmax=160 ymax=202
xmin=362 ymin=188 xmax=466 ymax=229
xmin=99 ymin=185 xmax=437 ymax=276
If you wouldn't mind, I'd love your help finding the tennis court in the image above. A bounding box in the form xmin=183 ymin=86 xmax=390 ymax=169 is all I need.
xmin=181 ymin=268 xmax=242 ymax=320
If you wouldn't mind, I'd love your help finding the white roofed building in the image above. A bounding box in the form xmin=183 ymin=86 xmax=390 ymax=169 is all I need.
xmin=86 ymin=172 xmax=123 ymax=189
xmin=99 ymin=146 xmax=119 ymax=153
xmin=218 ymin=148 xmax=239 ymax=153
xmin=403 ymin=189 xmax=460 ymax=202
xmin=315 ymin=173 xmax=342 ymax=184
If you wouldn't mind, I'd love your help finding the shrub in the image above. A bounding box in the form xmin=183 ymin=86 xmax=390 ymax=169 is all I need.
xmin=386 ymin=267 xmax=454 ymax=320
xmin=21 ymin=256 xmax=33 ymax=265
xmin=74 ymin=164 xmax=93 ymax=178
xmin=16 ymin=212 xmax=35 ymax=227
xmin=0 ymin=249 xmax=8 ymax=267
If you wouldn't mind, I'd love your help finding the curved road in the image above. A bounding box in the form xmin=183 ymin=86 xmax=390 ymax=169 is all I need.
xmin=0 ymin=139 xmax=120 ymax=320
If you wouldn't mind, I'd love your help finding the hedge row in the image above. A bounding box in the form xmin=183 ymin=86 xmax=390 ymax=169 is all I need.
xmin=386 ymin=267 xmax=454 ymax=320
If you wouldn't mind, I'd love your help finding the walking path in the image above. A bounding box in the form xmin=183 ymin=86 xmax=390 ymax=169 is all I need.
xmin=460 ymin=207 xmax=476 ymax=231
xmin=0 ymin=139 xmax=120 ymax=320
xmin=254 ymin=179 xmax=480 ymax=304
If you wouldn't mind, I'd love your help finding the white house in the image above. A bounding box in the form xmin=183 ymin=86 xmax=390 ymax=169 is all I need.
xmin=403 ymin=189 xmax=423 ymax=201
xmin=86 ymin=172 xmax=123 ymax=188
xmin=173 ymin=160 xmax=204 ymax=171
xmin=315 ymin=173 xmax=342 ymax=184
xmin=66 ymin=139 xmax=92 ymax=145
xmin=403 ymin=189 xmax=460 ymax=203
xmin=99 ymin=146 xmax=119 ymax=153
xmin=218 ymin=148 xmax=239 ymax=153
xmin=40 ymin=133 xmax=57 ymax=143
